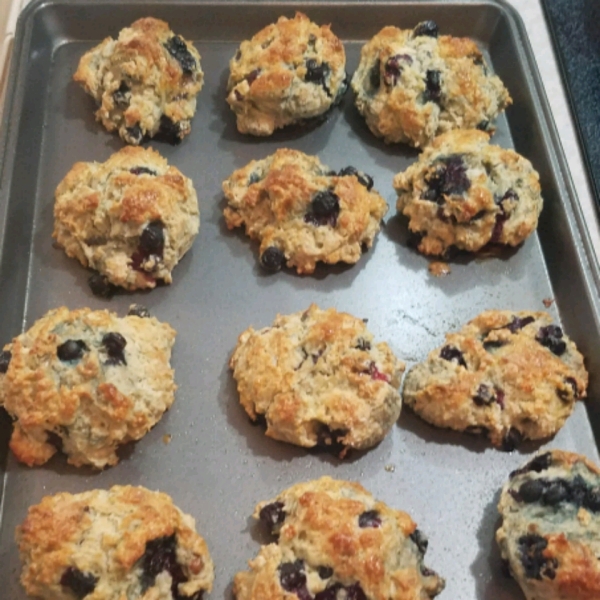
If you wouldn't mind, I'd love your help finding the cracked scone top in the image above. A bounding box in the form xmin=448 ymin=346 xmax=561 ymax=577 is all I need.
xmin=223 ymin=148 xmax=387 ymax=274
xmin=226 ymin=12 xmax=347 ymax=136
xmin=394 ymin=129 xmax=543 ymax=257
xmin=74 ymin=17 xmax=203 ymax=144
xmin=402 ymin=310 xmax=588 ymax=450
xmin=0 ymin=306 xmax=176 ymax=468
xmin=17 ymin=485 xmax=214 ymax=600
xmin=230 ymin=304 xmax=405 ymax=456
xmin=497 ymin=450 xmax=600 ymax=600
xmin=54 ymin=146 xmax=199 ymax=292
xmin=351 ymin=20 xmax=511 ymax=147
xmin=234 ymin=477 xmax=445 ymax=600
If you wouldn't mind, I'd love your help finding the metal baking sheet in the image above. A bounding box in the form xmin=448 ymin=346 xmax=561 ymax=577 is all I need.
xmin=1 ymin=1 xmax=600 ymax=598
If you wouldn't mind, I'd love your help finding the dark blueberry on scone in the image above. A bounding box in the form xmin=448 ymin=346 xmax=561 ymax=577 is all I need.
xmin=402 ymin=310 xmax=588 ymax=449
xmin=53 ymin=146 xmax=199 ymax=291
xmin=17 ymin=486 xmax=214 ymax=600
xmin=229 ymin=304 xmax=404 ymax=456
xmin=73 ymin=17 xmax=203 ymax=144
xmin=0 ymin=306 xmax=176 ymax=468
xmin=234 ymin=477 xmax=445 ymax=600
xmin=394 ymin=130 xmax=543 ymax=257
xmin=497 ymin=450 xmax=600 ymax=599
xmin=351 ymin=24 xmax=511 ymax=147
xmin=226 ymin=12 xmax=347 ymax=136
xmin=223 ymin=148 xmax=387 ymax=274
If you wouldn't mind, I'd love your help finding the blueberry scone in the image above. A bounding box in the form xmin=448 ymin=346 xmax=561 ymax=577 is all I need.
xmin=223 ymin=149 xmax=387 ymax=274
xmin=230 ymin=304 xmax=404 ymax=456
xmin=497 ymin=450 xmax=600 ymax=599
xmin=74 ymin=17 xmax=203 ymax=144
xmin=54 ymin=146 xmax=199 ymax=293
xmin=17 ymin=485 xmax=214 ymax=600
xmin=351 ymin=21 xmax=511 ymax=147
xmin=226 ymin=12 xmax=347 ymax=136
xmin=394 ymin=129 xmax=543 ymax=257
xmin=234 ymin=476 xmax=445 ymax=600
xmin=402 ymin=310 xmax=587 ymax=450
xmin=0 ymin=306 xmax=176 ymax=468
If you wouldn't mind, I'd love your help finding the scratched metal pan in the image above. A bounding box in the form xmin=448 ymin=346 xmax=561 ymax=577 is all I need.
xmin=0 ymin=0 xmax=599 ymax=598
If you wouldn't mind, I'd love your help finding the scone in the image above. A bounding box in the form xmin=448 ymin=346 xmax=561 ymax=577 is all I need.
xmin=394 ymin=129 xmax=543 ymax=257
xmin=497 ymin=450 xmax=600 ymax=600
xmin=229 ymin=304 xmax=405 ymax=456
xmin=17 ymin=485 xmax=214 ymax=600
xmin=226 ymin=12 xmax=347 ymax=136
xmin=53 ymin=146 xmax=199 ymax=293
xmin=351 ymin=21 xmax=511 ymax=147
xmin=402 ymin=310 xmax=588 ymax=450
xmin=223 ymin=148 xmax=387 ymax=274
xmin=234 ymin=477 xmax=445 ymax=600
xmin=74 ymin=17 xmax=203 ymax=144
xmin=0 ymin=305 xmax=176 ymax=468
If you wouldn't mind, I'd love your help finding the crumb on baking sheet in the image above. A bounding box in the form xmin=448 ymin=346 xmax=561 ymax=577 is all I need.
xmin=385 ymin=464 xmax=396 ymax=473
xmin=163 ymin=434 xmax=172 ymax=445
xmin=428 ymin=261 xmax=451 ymax=277
xmin=543 ymin=298 xmax=554 ymax=307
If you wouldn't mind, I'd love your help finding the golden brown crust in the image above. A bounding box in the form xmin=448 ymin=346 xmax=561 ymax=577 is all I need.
xmin=351 ymin=24 xmax=511 ymax=147
xmin=497 ymin=450 xmax=600 ymax=600
xmin=234 ymin=477 xmax=444 ymax=600
xmin=53 ymin=146 xmax=199 ymax=291
xmin=403 ymin=310 xmax=588 ymax=449
xmin=0 ymin=306 xmax=176 ymax=468
xmin=230 ymin=304 xmax=404 ymax=454
xmin=226 ymin=12 xmax=347 ymax=135
xmin=394 ymin=130 xmax=543 ymax=256
xmin=74 ymin=17 xmax=203 ymax=144
xmin=17 ymin=485 xmax=214 ymax=600
xmin=223 ymin=148 xmax=387 ymax=274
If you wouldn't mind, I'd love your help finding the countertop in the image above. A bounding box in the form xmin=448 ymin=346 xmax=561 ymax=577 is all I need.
xmin=1 ymin=0 xmax=599 ymax=262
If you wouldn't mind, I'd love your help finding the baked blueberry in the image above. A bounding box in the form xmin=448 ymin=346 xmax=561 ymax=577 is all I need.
xmin=439 ymin=345 xmax=467 ymax=367
xmin=164 ymin=35 xmax=197 ymax=75
xmin=413 ymin=21 xmax=439 ymax=38
xmin=259 ymin=501 xmax=286 ymax=532
xmin=358 ymin=510 xmax=382 ymax=528
xmin=88 ymin=273 xmax=117 ymax=298
xmin=0 ymin=350 xmax=11 ymax=374
xmin=57 ymin=340 xmax=89 ymax=362
xmin=260 ymin=247 xmax=286 ymax=272
xmin=127 ymin=304 xmax=151 ymax=318
xmin=536 ymin=325 xmax=566 ymax=356
xmin=60 ymin=567 xmax=98 ymax=598
xmin=102 ymin=332 xmax=127 ymax=366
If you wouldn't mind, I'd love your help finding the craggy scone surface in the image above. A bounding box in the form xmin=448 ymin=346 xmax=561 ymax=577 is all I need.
xmin=230 ymin=304 xmax=404 ymax=455
xmin=234 ymin=476 xmax=445 ymax=600
xmin=223 ymin=148 xmax=387 ymax=274
xmin=74 ymin=17 xmax=203 ymax=144
xmin=54 ymin=146 xmax=199 ymax=291
xmin=394 ymin=129 xmax=543 ymax=257
xmin=351 ymin=21 xmax=511 ymax=147
xmin=402 ymin=310 xmax=588 ymax=450
xmin=17 ymin=485 xmax=214 ymax=600
xmin=0 ymin=306 xmax=176 ymax=468
xmin=497 ymin=450 xmax=600 ymax=600
xmin=226 ymin=12 xmax=347 ymax=136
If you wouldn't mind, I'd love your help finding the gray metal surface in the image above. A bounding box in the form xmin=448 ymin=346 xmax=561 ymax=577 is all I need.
xmin=0 ymin=1 xmax=599 ymax=598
